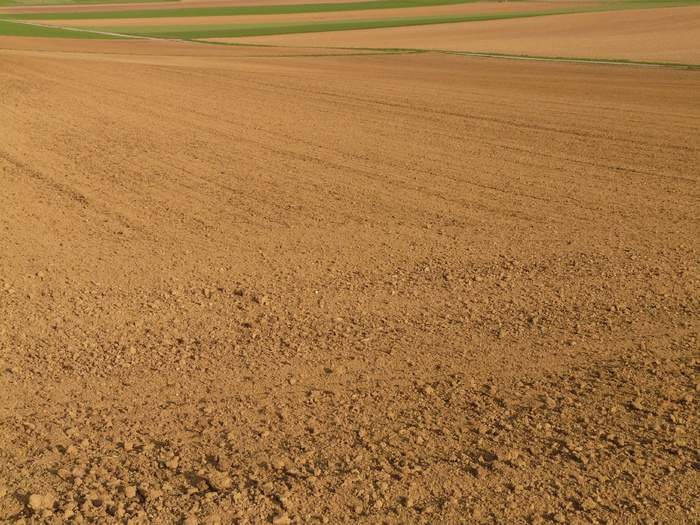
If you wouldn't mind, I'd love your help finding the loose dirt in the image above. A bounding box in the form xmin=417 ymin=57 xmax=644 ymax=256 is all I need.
xmin=1 ymin=47 xmax=699 ymax=525
xmin=207 ymin=6 xmax=700 ymax=64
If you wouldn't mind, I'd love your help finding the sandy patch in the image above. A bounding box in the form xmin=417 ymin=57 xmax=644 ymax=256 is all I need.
xmin=206 ymin=6 xmax=700 ymax=64
xmin=37 ymin=2 xmax=599 ymax=27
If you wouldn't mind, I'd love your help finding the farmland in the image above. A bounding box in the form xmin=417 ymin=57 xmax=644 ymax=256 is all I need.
xmin=1 ymin=0 xmax=699 ymax=524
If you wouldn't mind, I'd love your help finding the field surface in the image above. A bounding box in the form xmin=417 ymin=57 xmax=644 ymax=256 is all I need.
xmin=208 ymin=6 xmax=700 ymax=63
xmin=34 ymin=2 xmax=596 ymax=28
xmin=1 ymin=0 xmax=700 ymax=524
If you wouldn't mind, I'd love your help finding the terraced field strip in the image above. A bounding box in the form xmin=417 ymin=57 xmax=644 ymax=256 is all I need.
xmin=71 ymin=2 xmax=700 ymax=39
xmin=0 ymin=0 xmax=168 ymax=6
xmin=0 ymin=18 xmax=125 ymax=35
xmin=0 ymin=0 xmax=501 ymax=19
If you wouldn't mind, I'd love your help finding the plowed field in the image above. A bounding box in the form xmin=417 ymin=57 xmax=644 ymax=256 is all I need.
xmin=1 ymin=39 xmax=699 ymax=525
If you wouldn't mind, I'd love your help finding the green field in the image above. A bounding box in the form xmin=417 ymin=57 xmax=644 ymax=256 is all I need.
xmin=0 ymin=19 xmax=122 ymax=35
xmin=2 ymin=0 xmax=491 ymax=19
xmin=71 ymin=2 xmax=698 ymax=39
xmin=0 ymin=0 xmax=170 ymax=7
xmin=1 ymin=0 xmax=697 ymax=42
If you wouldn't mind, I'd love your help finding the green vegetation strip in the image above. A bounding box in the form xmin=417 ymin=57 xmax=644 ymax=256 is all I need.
xmin=0 ymin=0 xmax=172 ymax=7
xmin=78 ymin=3 xmax=700 ymax=39
xmin=3 ymin=0 xmax=511 ymax=20
xmin=0 ymin=18 xmax=123 ymax=36
xmin=4 ymin=0 xmax=697 ymax=19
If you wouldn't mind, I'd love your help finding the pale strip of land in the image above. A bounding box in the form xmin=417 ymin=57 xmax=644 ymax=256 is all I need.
xmin=35 ymin=2 xmax=598 ymax=27
xmin=0 ymin=34 xmax=391 ymax=53
xmin=205 ymin=6 xmax=700 ymax=64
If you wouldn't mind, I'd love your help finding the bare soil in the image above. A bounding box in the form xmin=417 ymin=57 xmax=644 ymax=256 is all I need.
xmin=1 ymin=47 xmax=699 ymax=525
xmin=208 ymin=6 xmax=700 ymax=64
xmin=0 ymin=36 xmax=387 ymax=55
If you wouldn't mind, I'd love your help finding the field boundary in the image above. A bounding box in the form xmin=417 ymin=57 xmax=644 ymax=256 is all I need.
xmin=440 ymin=50 xmax=700 ymax=69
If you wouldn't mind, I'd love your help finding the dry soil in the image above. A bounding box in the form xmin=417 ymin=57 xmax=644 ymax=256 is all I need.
xmin=1 ymin=47 xmax=699 ymax=525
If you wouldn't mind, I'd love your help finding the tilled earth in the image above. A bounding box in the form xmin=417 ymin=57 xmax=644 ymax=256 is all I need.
xmin=1 ymin=50 xmax=699 ymax=524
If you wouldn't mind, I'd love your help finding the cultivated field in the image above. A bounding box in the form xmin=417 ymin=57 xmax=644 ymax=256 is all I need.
xmin=1 ymin=0 xmax=699 ymax=524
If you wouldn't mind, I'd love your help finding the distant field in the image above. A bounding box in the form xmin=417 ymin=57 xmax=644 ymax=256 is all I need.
xmin=1 ymin=0 xmax=495 ymax=18
xmin=0 ymin=18 xmax=121 ymax=34
xmin=0 ymin=0 xmax=170 ymax=7
xmin=1 ymin=0 xmax=698 ymax=66
xmin=77 ymin=10 xmax=597 ymax=38
xmin=62 ymin=2 xmax=700 ymax=40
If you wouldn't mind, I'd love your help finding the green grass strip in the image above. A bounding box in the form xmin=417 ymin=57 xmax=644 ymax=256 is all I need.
xmin=0 ymin=18 xmax=123 ymax=36
xmin=0 ymin=0 xmax=172 ymax=7
xmin=4 ymin=0 xmax=698 ymax=19
xmin=78 ymin=3 xmax=700 ymax=39
xmin=3 ymin=0 xmax=514 ymax=20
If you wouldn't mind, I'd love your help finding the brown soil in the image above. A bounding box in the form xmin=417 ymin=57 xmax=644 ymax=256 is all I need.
xmin=1 ymin=47 xmax=699 ymax=525
xmin=0 ymin=36 xmax=387 ymax=55
xmin=208 ymin=6 xmax=700 ymax=64
xmin=36 ymin=2 xmax=599 ymax=27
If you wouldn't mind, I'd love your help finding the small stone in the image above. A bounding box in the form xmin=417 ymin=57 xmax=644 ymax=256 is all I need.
xmin=553 ymin=512 xmax=566 ymax=523
xmin=124 ymin=486 xmax=137 ymax=498
xmin=272 ymin=514 xmax=292 ymax=525
xmin=631 ymin=400 xmax=644 ymax=411
xmin=581 ymin=497 xmax=597 ymax=510
xmin=207 ymin=471 xmax=232 ymax=491
xmin=183 ymin=518 xmax=198 ymax=525
xmin=28 ymin=494 xmax=53 ymax=510
xmin=57 ymin=469 xmax=71 ymax=480
xmin=165 ymin=458 xmax=179 ymax=469
xmin=0 ymin=486 xmax=7 ymax=498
